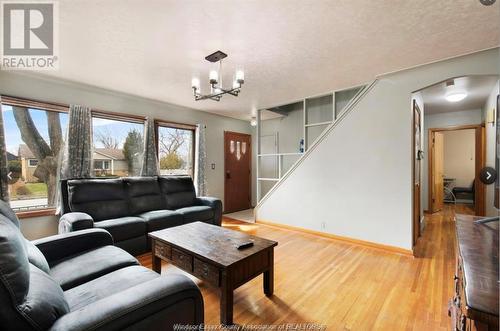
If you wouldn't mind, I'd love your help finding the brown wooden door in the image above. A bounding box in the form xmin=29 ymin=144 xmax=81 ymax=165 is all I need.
xmin=431 ymin=131 xmax=444 ymax=212
xmin=412 ymin=102 xmax=422 ymax=246
xmin=224 ymin=131 xmax=251 ymax=213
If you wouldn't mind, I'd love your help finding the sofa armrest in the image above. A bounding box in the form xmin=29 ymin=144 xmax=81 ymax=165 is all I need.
xmin=58 ymin=212 xmax=94 ymax=233
xmin=49 ymin=274 xmax=204 ymax=331
xmin=196 ymin=197 xmax=222 ymax=226
xmin=32 ymin=228 xmax=113 ymax=264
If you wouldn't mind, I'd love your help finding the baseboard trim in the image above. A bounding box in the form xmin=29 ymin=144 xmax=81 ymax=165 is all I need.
xmin=256 ymin=219 xmax=413 ymax=256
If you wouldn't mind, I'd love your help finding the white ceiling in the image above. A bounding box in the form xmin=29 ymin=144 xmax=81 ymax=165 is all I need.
xmin=36 ymin=0 xmax=500 ymax=121
xmin=421 ymin=75 xmax=499 ymax=114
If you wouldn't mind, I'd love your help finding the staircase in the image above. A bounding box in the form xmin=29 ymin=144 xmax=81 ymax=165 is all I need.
xmin=256 ymin=81 xmax=374 ymax=205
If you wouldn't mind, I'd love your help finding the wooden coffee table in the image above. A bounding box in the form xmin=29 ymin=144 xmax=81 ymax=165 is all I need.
xmin=149 ymin=221 xmax=278 ymax=325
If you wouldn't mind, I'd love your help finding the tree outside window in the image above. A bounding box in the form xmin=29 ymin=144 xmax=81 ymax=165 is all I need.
xmin=2 ymin=105 xmax=68 ymax=211
xmin=158 ymin=126 xmax=194 ymax=176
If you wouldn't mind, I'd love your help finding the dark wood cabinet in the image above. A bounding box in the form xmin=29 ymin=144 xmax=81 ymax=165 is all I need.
xmin=449 ymin=215 xmax=498 ymax=331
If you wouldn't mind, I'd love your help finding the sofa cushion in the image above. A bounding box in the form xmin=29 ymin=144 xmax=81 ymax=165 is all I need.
xmin=67 ymin=179 xmax=128 ymax=221
xmin=138 ymin=210 xmax=184 ymax=232
xmin=176 ymin=206 xmax=214 ymax=223
xmin=159 ymin=176 xmax=196 ymax=209
xmin=64 ymin=266 xmax=158 ymax=311
xmin=0 ymin=214 xmax=69 ymax=330
xmin=94 ymin=216 xmax=146 ymax=242
xmin=49 ymin=245 xmax=139 ymax=291
xmin=25 ymin=239 xmax=50 ymax=273
xmin=124 ymin=177 xmax=165 ymax=215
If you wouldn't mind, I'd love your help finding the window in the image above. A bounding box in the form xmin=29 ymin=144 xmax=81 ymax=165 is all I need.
xmin=92 ymin=116 xmax=144 ymax=177
xmin=157 ymin=124 xmax=195 ymax=176
xmin=1 ymin=102 xmax=68 ymax=211
xmin=94 ymin=160 xmax=111 ymax=170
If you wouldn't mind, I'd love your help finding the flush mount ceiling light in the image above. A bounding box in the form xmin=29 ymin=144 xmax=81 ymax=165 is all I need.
xmin=445 ymin=80 xmax=467 ymax=103
xmin=191 ymin=50 xmax=244 ymax=102
xmin=250 ymin=117 xmax=257 ymax=126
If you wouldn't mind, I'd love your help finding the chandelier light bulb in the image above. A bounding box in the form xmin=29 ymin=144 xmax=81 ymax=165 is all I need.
xmin=191 ymin=78 xmax=200 ymax=90
xmin=209 ymin=70 xmax=218 ymax=84
xmin=232 ymin=80 xmax=240 ymax=89
xmin=235 ymin=70 xmax=245 ymax=84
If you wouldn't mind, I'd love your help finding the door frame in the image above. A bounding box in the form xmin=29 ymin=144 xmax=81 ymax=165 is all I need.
xmin=224 ymin=131 xmax=252 ymax=213
xmin=412 ymin=101 xmax=422 ymax=249
xmin=427 ymin=124 xmax=486 ymax=216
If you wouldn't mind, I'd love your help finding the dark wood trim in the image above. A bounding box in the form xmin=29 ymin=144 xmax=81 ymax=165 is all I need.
xmin=411 ymin=100 xmax=421 ymax=251
xmin=427 ymin=124 xmax=486 ymax=216
xmin=224 ymin=131 xmax=252 ymax=213
xmin=16 ymin=208 xmax=56 ymax=219
xmin=155 ymin=119 xmax=197 ymax=131
xmin=91 ymin=110 xmax=145 ymax=123
xmin=1 ymin=95 xmax=69 ymax=113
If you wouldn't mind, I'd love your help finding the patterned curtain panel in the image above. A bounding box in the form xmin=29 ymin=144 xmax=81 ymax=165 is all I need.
xmin=194 ymin=124 xmax=207 ymax=196
xmin=0 ymin=107 xmax=9 ymax=202
xmin=60 ymin=105 xmax=93 ymax=180
xmin=140 ymin=117 xmax=159 ymax=176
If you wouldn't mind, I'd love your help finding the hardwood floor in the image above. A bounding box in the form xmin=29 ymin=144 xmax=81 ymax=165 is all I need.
xmin=138 ymin=204 xmax=474 ymax=330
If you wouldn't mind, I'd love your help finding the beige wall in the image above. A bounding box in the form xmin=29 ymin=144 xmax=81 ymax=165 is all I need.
xmin=442 ymin=130 xmax=475 ymax=188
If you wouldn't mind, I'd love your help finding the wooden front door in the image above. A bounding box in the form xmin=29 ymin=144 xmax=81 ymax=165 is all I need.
xmin=431 ymin=131 xmax=445 ymax=212
xmin=412 ymin=102 xmax=422 ymax=246
xmin=224 ymin=131 xmax=252 ymax=213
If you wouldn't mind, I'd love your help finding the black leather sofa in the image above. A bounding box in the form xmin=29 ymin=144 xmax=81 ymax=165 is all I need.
xmin=59 ymin=176 xmax=222 ymax=255
xmin=0 ymin=200 xmax=204 ymax=331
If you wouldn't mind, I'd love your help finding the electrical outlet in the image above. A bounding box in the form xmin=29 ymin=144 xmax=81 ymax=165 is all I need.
xmin=211 ymin=163 xmax=216 ymax=170
xmin=321 ymin=222 xmax=326 ymax=230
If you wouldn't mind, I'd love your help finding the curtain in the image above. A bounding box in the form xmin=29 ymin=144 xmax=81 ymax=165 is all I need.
xmin=194 ymin=124 xmax=207 ymax=196
xmin=0 ymin=106 xmax=9 ymax=202
xmin=140 ymin=117 xmax=159 ymax=176
xmin=60 ymin=105 xmax=93 ymax=179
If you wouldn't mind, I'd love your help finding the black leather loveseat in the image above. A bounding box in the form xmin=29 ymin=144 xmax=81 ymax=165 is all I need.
xmin=59 ymin=176 xmax=222 ymax=255
xmin=0 ymin=200 xmax=204 ymax=331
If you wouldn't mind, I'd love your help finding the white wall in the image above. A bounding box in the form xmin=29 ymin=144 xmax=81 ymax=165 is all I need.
xmin=257 ymin=48 xmax=499 ymax=251
xmin=482 ymin=79 xmax=500 ymax=216
xmin=0 ymin=71 xmax=256 ymax=239
xmin=443 ymin=129 xmax=475 ymax=187
xmin=422 ymin=109 xmax=482 ymax=211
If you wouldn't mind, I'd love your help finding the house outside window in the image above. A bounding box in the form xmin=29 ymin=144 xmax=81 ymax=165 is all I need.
xmin=28 ymin=159 xmax=38 ymax=167
xmin=92 ymin=116 xmax=144 ymax=177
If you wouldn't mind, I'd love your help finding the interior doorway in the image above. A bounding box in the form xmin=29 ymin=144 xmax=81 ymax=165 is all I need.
xmin=224 ymin=131 xmax=252 ymax=213
xmin=428 ymin=125 xmax=486 ymax=216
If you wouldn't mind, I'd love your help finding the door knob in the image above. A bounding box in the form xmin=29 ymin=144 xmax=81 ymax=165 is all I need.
xmin=226 ymin=171 xmax=231 ymax=179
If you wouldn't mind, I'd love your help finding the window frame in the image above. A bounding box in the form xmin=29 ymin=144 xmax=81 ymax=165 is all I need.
xmin=1 ymin=95 xmax=68 ymax=216
xmin=155 ymin=120 xmax=196 ymax=178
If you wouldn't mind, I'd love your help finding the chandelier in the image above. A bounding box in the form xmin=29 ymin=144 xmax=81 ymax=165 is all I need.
xmin=191 ymin=50 xmax=244 ymax=101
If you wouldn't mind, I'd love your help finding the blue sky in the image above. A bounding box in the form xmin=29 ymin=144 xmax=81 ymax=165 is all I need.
xmin=2 ymin=105 xmax=143 ymax=155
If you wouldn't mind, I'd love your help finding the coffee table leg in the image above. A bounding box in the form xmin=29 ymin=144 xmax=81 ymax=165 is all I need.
xmin=220 ymin=270 xmax=233 ymax=325
xmin=264 ymin=248 xmax=274 ymax=296
xmin=151 ymin=241 xmax=162 ymax=274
